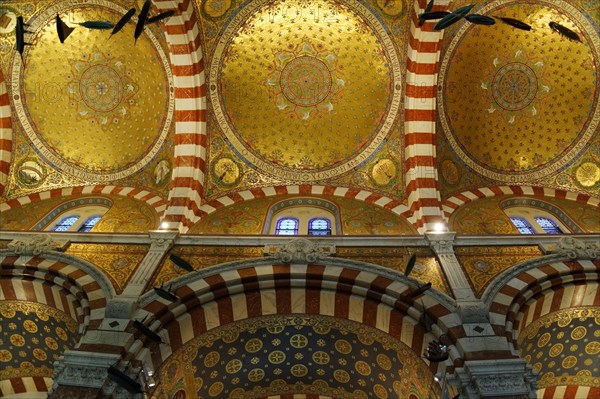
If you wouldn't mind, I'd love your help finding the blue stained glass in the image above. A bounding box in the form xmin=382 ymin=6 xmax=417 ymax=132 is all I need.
xmin=52 ymin=216 xmax=79 ymax=232
xmin=78 ymin=216 xmax=102 ymax=232
xmin=308 ymin=218 xmax=331 ymax=236
xmin=535 ymin=217 xmax=562 ymax=234
xmin=276 ymin=218 xmax=299 ymax=235
xmin=510 ymin=217 xmax=536 ymax=234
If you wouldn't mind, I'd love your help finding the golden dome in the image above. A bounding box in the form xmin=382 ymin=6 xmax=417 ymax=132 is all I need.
xmin=12 ymin=2 xmax=173 ymax=181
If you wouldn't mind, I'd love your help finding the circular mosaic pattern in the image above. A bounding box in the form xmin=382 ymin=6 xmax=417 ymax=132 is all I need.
xmin=159 ymin=315 xmax=432 ymax=399
xmin=518 ymin=307 xmax=600 ymax=389
xmin=576 ymin=162 xmax=600 ymax=187
xmin=492 ymin=62 xmax=538 ymax=111
xmin=12 ymin=2 xmax=173 ymax=181
xmin=280 ymin=56 xmax=332 ymax=107
xmin=78 ymin=64 xmax=123 ymax=112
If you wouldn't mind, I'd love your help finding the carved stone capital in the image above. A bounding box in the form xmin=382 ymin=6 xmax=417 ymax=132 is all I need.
xmin=52 ymin=351 xmax=121 ymax=389
xmin=8 ymin=234 xmax=61 ymax=255
xmin=549 ymin=237 xmax=599 ymax=260
xmin=265 ymin=238 xmax=336 ymax=264
xmin=425 ymin=232 xmax=456 ymax=255
xmin=453 ymin=359 xmax=537 ymax=398
xmin=148 ymin=230 xmax=179 ymax=252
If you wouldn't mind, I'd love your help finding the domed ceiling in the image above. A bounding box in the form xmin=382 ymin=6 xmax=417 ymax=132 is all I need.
xmin=210 ymin=0 xmax=401 ymax=182
xmin=201 ymin=0 xmax=407 ymax=199
xmin=0 ymin=0 xmax=175 ymax=200
xmin=438 ymin=0 xmax=599 ymax=183
xmin=11 ymin=1 xmax=174 ymax=181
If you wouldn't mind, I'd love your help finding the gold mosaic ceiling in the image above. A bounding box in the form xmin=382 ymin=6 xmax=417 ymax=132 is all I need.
xmin=10 ymin=1 xmax=173 ymax=181
xmin=210 ymin=0 xmax=401 ymax=182
xmin=439 ymin=0 xmax=599 ymax=181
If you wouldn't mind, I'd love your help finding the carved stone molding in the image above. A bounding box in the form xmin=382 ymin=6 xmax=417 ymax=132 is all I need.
xmin=453 ymin=359 xmax=537 ymax=399
xmin=148 ymin=230 xmax=179 ymax=252
xmin=7 ymin=234 xmax=60 ymax=255
xmin=52 ymin=351 xmax=121 ymax=389
xmin=264 ymin=238 xmax=336 ymax=264
xmin=52 ymin=351 xmax=143 ymax=398
xmin=426 ymin=232 xmax=456 ymax=255
xmin=550 ymin=236 xmax=599 ymax=260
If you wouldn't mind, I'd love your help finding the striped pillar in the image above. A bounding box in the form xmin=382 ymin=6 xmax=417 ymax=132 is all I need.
xmin=404 ymin=0 xmax=449 ymax=233
xmin=155 ymin=0 xmax=207 ymax=232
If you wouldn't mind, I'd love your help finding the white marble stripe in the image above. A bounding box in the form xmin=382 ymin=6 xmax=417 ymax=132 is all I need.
xmin=202 ymin=301 xmax=221 ymax=331
xmin=375 ymin=303 xmax=391 ymax=332
xmin=259 ymin=289 xmax=277 ymax=315
xmin=311 ymin=185 xmax=325 ymax=194
xmin=333 ymin=187 xmax=349 ymax=196
xmin=230 ymin=294 xmax=248 ymax=321
xmin=290 ymin=288 xmax=306 ymax=313
xmin=262 ymin=187 xmax=277 ymax=196
xmin=319 ymin=290 xmax=336 ymax=316
xmin=347 ymin=294 xmax=364 ymax=323
xmin=177 ymin=313 xmax=195 ymax=345
xmin=405 ymin=143 xmax=437 ymax=156
xmin=405 ymin=120 xmax=436 ymax=132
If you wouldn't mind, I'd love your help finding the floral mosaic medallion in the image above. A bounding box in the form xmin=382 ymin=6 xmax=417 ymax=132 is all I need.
xmin=67 ymin=51 xmax=139 ymax=126
xmin=438 ymin=0 xmax=599 ymax=181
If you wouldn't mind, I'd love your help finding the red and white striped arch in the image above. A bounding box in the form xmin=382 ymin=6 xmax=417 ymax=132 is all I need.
xmin=486 ymin=259 xmax=600 ymax=344
xmin=0 ymin=253 xmax=114 ymax=397
xmin=0 ymin=377 xmax=53 ymax=398
xmin=0 ymin=70 xmax=12 ymax=197
xmin=403 ymin=0 xmax=450 ymax=233
xmin=442 ymin=186 xmax=600 ymax=218
xmin=130 ymin=261 xmax=464 ymax=372
xmin=0 ymin=185 xmax=168 ymax=216
xmin=187 ymin=185 xmax=410 ymax=227
xmin=154 ymin=0 xmax=208 ymax=231
xmin=537 ymin=386 xmax=600 ymax=399
xmin=0 ymin=253 xmax=115 ymax=324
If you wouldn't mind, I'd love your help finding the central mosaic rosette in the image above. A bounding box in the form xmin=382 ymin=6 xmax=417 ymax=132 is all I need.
xmin=212 ymin=0 xmax=401 ymax=180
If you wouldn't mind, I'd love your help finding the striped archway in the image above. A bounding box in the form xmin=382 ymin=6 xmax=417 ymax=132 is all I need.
xmin=484 ymin=255 xmax=600 ymax=399
xmin=189 ymin=185 xmax=411 ymax=230
xmin=0 ymin=185 xmax=168 ymax=217
xmin=442 ymin=186 xmax=600 ymax=218
xmin=0 ymin=250 xmax=115 ymax=397
xmin=0 ymin=69 xmax=12 ymax=197
xmin=126 ymin=258 xmax=465 ymax=377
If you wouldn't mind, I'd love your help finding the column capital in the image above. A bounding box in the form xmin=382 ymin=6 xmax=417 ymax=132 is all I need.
xmin=453 ymin=359 xmax=537 ymax=398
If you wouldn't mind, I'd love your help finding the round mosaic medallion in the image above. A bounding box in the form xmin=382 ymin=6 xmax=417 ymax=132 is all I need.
xmin=280 ymin=56 xmax=332 ymax=107
xmin=78 ymin=64 xmax=124 ymax=112
xmin=210 ymin=0 xmax=401 ymax=182
xmin=492 ymin=62 xmax=538 ymax=111
xmin=12 ymin=1 xmax=174 ymax=181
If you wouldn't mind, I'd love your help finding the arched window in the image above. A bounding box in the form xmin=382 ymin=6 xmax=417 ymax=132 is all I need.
xmin=534 ymin=217 xmax=563 ymax=234
xmin=35 ymin=197 xmax=113 ymax=232
xmin=308 ymin=218 xmax=331 ymax=236
xmin=52 ymin=216 xmax=80 ymax=232
xmin=275 ymin=218 xmax=299 ymax=235
xmin=509 ymin=217 xmax=536 ymax=234
xmin=78 ymin=216 xmax=102 ymax=232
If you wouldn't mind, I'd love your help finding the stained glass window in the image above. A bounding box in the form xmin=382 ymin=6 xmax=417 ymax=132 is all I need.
xmin=510 ymin=217 xmax=536 ymax=234
xmin=78 ymin=216 xmax=102 ymax=232
xmin=535 ymin=217 xmax=563 ymax=234
xmin=52 ymin=216 xmax=79 ymax=232
xmin=308 ymin=218 xmax=331 ymax=235
xmin=275 ymin=218 xmax=299 ymax=235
